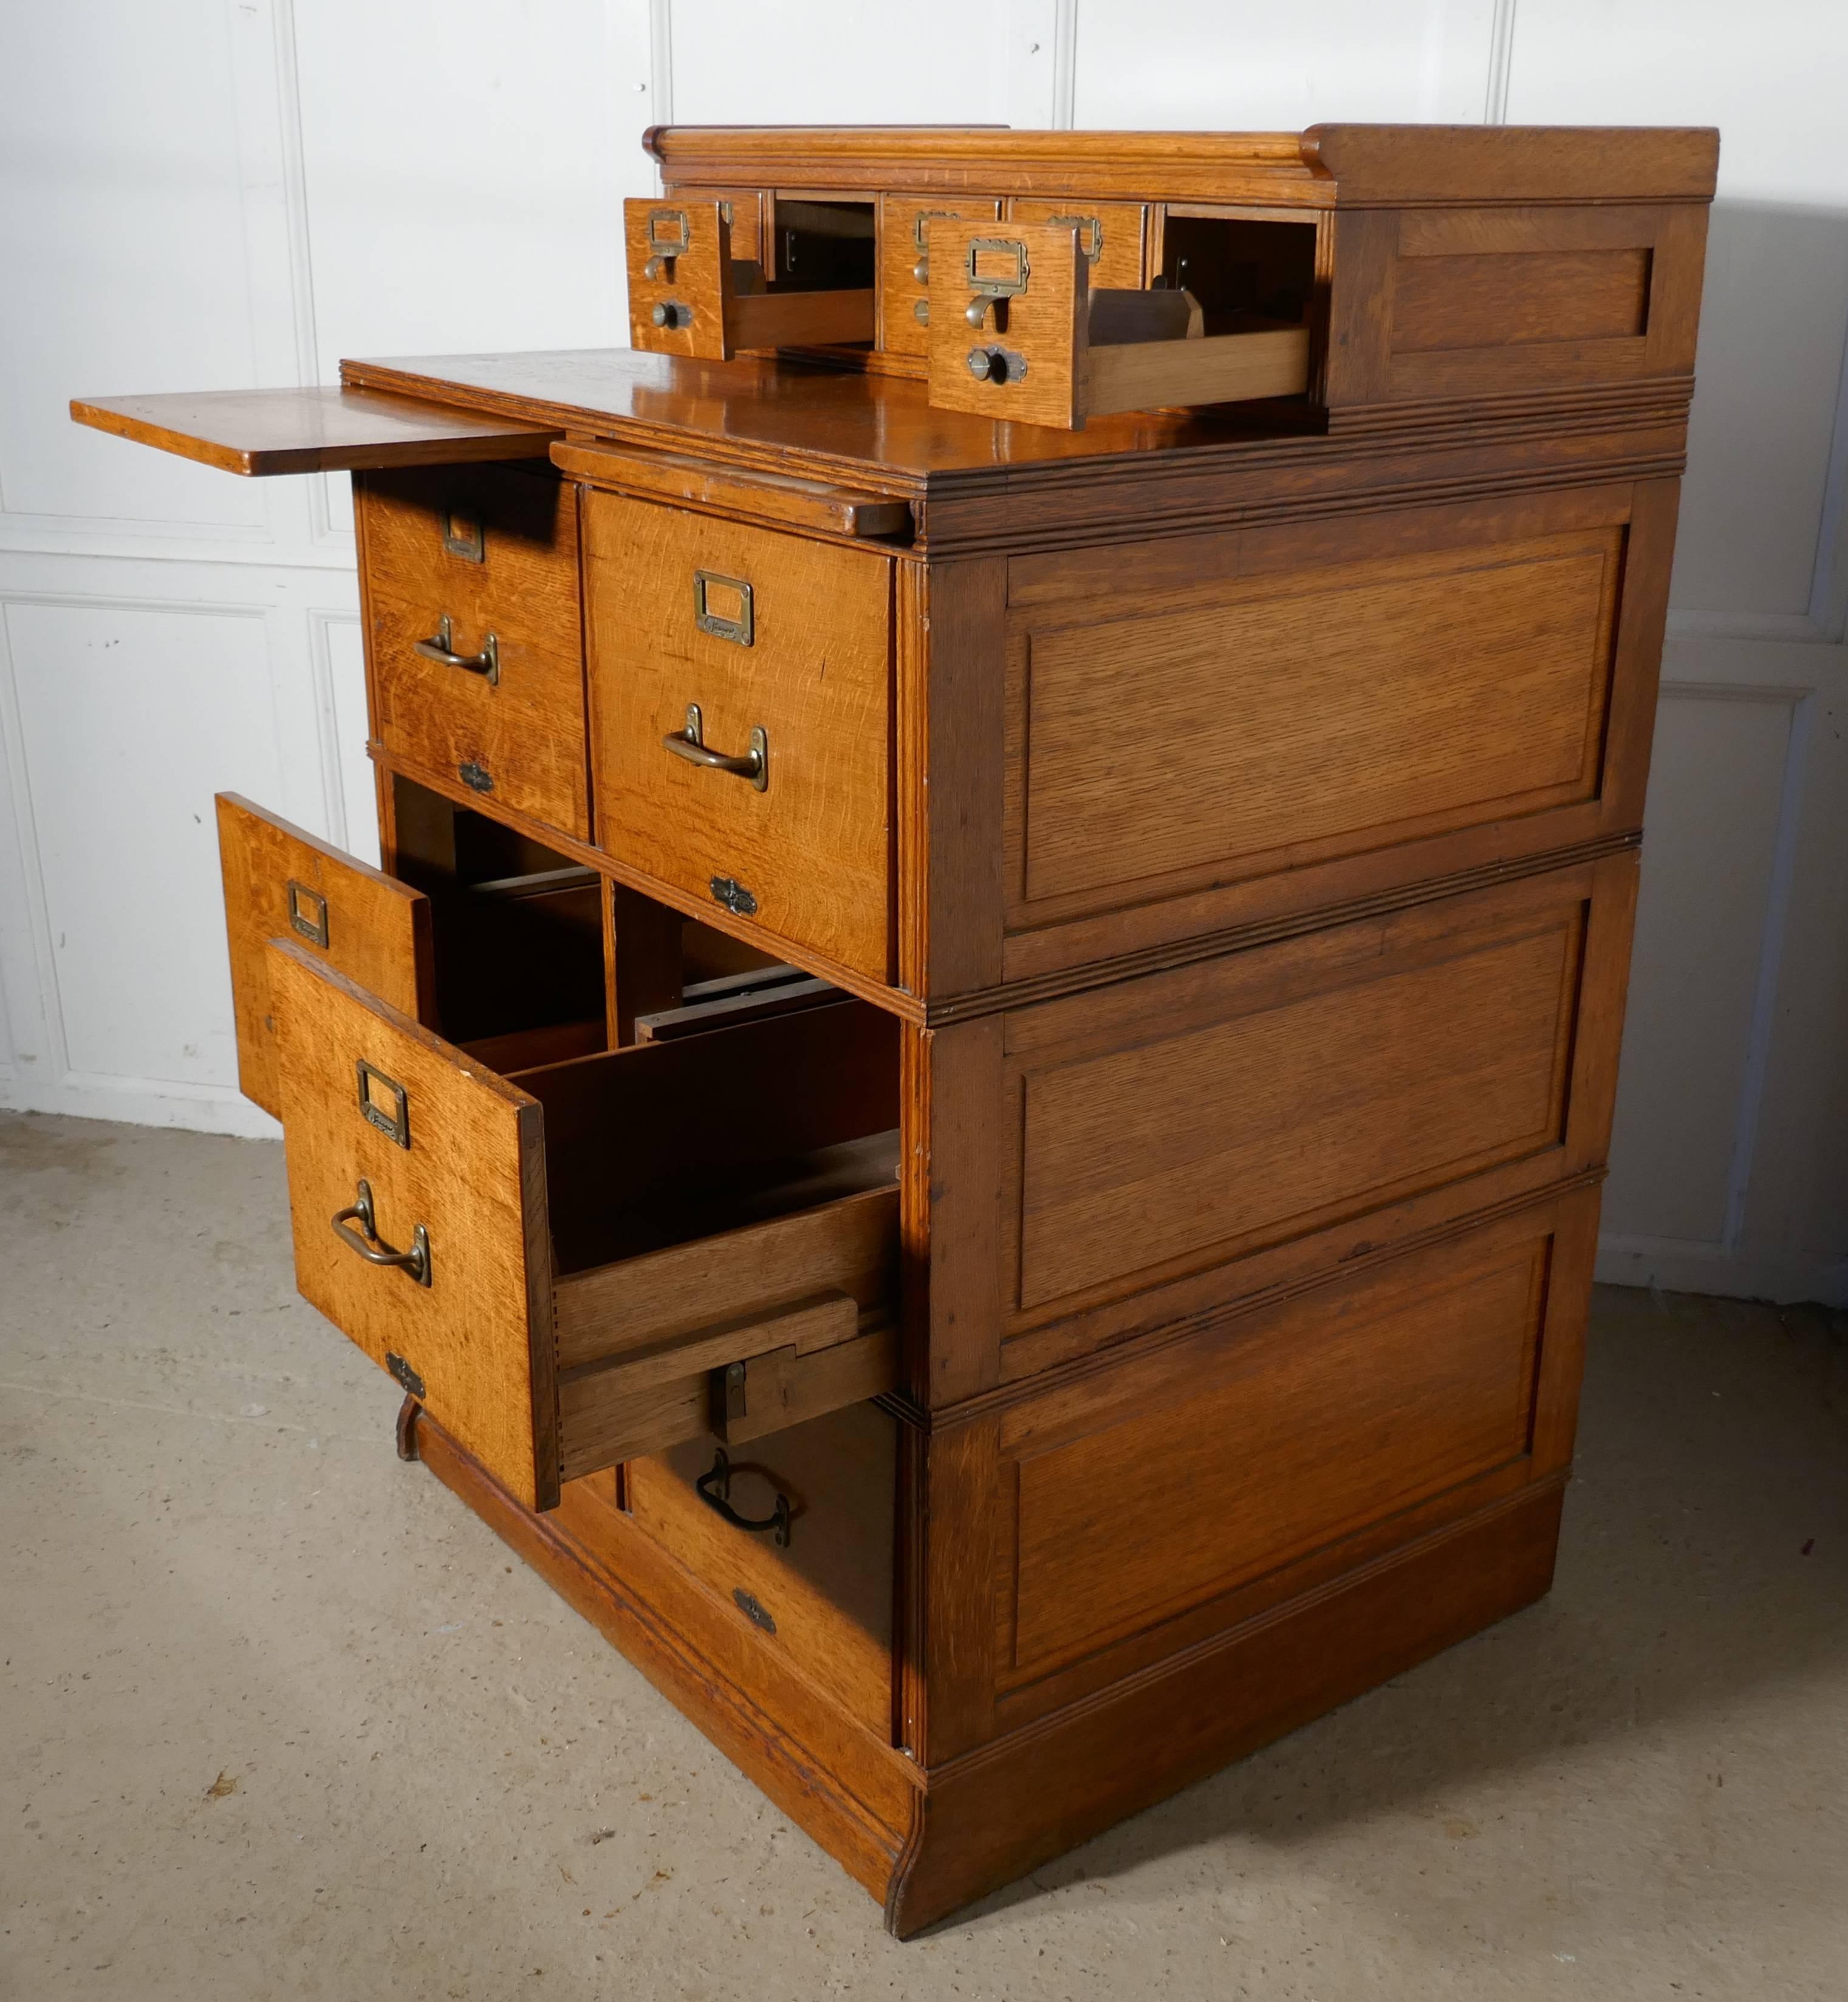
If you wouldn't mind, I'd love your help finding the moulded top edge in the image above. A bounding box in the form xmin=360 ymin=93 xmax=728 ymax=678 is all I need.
xmin=642 ymin=121 xmax=1721 ymax=209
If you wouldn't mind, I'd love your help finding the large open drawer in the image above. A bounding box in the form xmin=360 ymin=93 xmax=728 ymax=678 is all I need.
xmin=269 ymin=939 xmax=901 ymax=1510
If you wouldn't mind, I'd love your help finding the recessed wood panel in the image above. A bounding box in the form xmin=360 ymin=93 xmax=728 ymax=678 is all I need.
xmin=1005 ymin=1226 xmax=1552 ymax=1679
xmin=584 ymin=491 xmax=895 ymax=980
xmin=1011 ymin=526 xmax=1622 ymax=915
xmin=1391 ymin=248 xmax=1652 ymax=354
xmin=1005 ymin=880 xmax=1590 ymax=1319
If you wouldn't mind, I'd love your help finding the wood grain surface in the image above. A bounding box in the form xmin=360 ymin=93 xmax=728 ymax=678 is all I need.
xmin=216 ymin=793 xmax=433 ymax=1119
xmin=358 ymin=465 xmax=589 ymax=840
xmin=269 ymin=940 xmax=557 ymax=1511
xmin=69 ymin=385 xmax=556 ymax=475
xmin=583 ymin=489 xmax=895 ymax=978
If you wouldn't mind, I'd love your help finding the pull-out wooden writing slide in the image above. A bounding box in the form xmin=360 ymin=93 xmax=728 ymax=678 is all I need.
xmin=927 ymin=219 xmax=1308 ymax=429
xmin=625 ymin=199 xmax=875 ymax=360
xmin=269 ymin=938 xmax=901 ymax=1511
xmin=70 ymin=384 xmax=558 ymax=476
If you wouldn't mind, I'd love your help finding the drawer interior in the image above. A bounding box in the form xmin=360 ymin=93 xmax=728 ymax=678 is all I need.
xmin=390 ymin=775 xmax=606 ymax=1061
xmin=1156 ymin=211 xmax=1318 ymax=338
xmin=769 ymin=197 xmax=875 ymax=293
xmin=510 ymin=999 xmax=899 ymax=1280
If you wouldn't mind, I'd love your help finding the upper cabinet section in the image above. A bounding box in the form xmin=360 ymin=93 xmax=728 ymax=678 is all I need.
xmin=628 ymin=121 xmax=1717 ymax=432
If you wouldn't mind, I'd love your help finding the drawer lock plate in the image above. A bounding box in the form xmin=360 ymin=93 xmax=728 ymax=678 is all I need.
xmin=708 ymin=875 xmax=759 ymax=917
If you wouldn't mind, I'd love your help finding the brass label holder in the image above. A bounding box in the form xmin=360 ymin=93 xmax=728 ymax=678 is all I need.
xmin=693 ymin=570 xmax=754 ymax=646
xmin=355 ymin=1059 xmax=411 ymax=1148
xmin=287 ymin=880 xmax=329 ymax=949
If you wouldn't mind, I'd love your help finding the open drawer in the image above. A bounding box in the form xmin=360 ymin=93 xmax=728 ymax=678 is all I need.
xmin=926 ymin=218 xmax=1309 ymax=430
xmin=217 ymin=793 xmax=607 ymax=1121
xmin=625 ymin=197 xmax=875 ymax=360
xmin=268 ymin=937 xmax=901 ymax=1512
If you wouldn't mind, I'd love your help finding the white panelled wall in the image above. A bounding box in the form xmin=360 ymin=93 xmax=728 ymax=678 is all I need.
xmin=2 ymin=2 xmax=1844 ymax=1302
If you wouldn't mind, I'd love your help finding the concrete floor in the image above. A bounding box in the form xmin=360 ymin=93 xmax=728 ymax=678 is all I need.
xmin=2 ymin=1112 xmax=1845 ymax=2002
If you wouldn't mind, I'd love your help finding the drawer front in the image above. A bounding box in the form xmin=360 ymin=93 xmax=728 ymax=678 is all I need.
xmin=359 ymin=464 xmax=589 ymax=838
xmin=990 ymin=1185 xmax=1598 ymax=1699
xmin=1007 ymin=197 xmax=1148 ymax=290
xmin=270 ymin=937 xmax=558 ymax=1509
xmin=271 ymin=938 xmax=901 ymax=1514
xmin=584 ymin=492 xmax=894 ymax=979
xmin=878 ymin=192 xmax=1002 ymax=355
xmin=628 ymin=1400 xmax=896 ymax=1735
xmin=991 ymin=854 xmax=1635 ymax=1353
xmin=217 ymin=793 xmax=431 ymax=1120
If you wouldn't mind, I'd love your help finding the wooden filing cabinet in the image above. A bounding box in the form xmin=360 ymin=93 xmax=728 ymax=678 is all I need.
xmin=72 ymin=120 xmax=1716 ymax=1936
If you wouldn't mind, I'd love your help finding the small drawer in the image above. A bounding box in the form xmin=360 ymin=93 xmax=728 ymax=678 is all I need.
xmin=217 ymin=793 xmax=608 ymax=1122
xmin=626 ymin=1400 xmax=896 ymax=1734
xmin=1007 ymin=196 xmax=1148 ymax=290
xmin=584 ymin=491 xmax=894 ymax=981
xmin=625 ymin=197 xmax=874 ymax=360
xmin=269 ymin=937 xmax=902 ymax=1512
xmin=926 ymin=218 xmax=1307 ymax=431
xmin=358 ymin=463 xmax=589 ymax=839
xmin=877 ymin=192 xmax=1002 ymax=356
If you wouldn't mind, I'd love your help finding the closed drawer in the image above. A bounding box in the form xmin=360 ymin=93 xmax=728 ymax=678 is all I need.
xmin=584 ymin=491 xmax=894 ymax=980
xmin=217 ymin=793 xmax=607 ymax=1122
xmin=358 ymin=463 xmax=589 ymax=839
xmin=1007 ymin=196 xmax=1148 ymax=290
xmin=626 ymin=1400 xmax=896 ymax=1735
xmin=877 ymin=191 xmax=1002 ymax=355
xmin=269 ymin=937 xmax=901 ymax=1512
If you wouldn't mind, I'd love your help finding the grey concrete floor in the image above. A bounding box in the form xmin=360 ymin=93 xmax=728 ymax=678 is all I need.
xmin=2 ymin=1110 xmax=1846 ymax=2002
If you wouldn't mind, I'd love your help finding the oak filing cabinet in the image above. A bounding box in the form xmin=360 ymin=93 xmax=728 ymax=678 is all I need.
xmin=74 ymin=121 xmax=1716 ymax=1935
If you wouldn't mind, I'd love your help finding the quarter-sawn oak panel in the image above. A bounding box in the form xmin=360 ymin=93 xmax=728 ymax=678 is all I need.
xmin=1005 ymin=1220 xmax=1554 ymax=1679
xmin=1003 ymin=870 xmax=1594 ymax=1322
xmin=1009 ymin=522 xmax=1623 ymax=917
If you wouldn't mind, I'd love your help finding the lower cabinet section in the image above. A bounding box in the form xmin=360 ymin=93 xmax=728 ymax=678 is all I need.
xmin=986 ymin=1184 xmax=1596 ymax=1716
xmin=918 ymin=1179 xmax=1601 ymax=1758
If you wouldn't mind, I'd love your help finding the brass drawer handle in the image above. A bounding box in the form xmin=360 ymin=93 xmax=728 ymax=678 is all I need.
xmin=696 ymin=1448 xmax=791 ymax=1548
xmin=663 ymin=703 xmax=768 ymax=791
xmin=331 ymin=1178 xmax=431 ymax=1288
xmin=414 ymin=615 xmax=499 ymax=686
